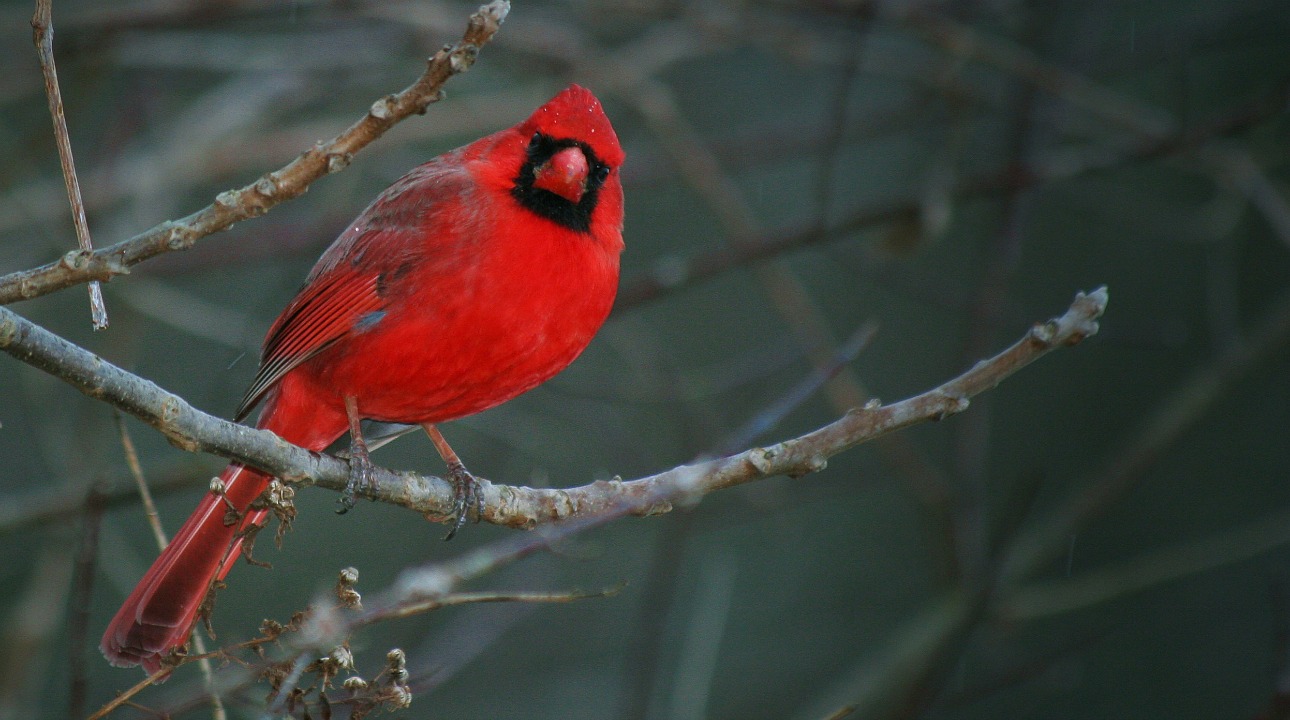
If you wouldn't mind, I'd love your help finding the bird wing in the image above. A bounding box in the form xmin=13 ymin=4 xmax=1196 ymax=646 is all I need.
xmin=234 ymin=159 xmax=474 ymax=422
xmin=234 ymin=265 xmax=384 ymax=422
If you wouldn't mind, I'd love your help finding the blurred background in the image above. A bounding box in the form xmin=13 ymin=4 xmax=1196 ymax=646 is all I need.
xmin=1 ymin=0 xmax=1288 ymax=717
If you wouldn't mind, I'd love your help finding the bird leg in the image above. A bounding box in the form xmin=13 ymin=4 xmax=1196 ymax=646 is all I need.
xmin=422 ymin=424 xmax=482 ymax=540
xmin=337 ymin=395 xmax=373 ymax=514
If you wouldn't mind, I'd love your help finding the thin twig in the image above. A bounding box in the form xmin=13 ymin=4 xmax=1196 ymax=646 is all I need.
xmin=31 ymin=0 xmax=108 ymax=329
xmin=1204 ymin=146 xmax=1290 ymax=249
xmin=620 ymin=74 xmax=878 ymax=478
xmin=86 ymin=667 xmax=174 ymax=720
xmin=114 ymin=412 xmax=167 ymax=549
xmin=358 ymin=585 xmax=624 ymax=625
xmin=666 ymin=549 xmax=736 ymax=720
xmin=260 ymin=652 xmax=311 ymax=720
xmin=0 ymin=0 xmax=510 ymax=306
xmin=715 ymin=319 xmax=878 ymax=456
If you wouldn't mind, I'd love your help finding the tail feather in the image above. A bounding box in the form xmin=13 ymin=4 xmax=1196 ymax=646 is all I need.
xmin=103 ymin=371 xmax=350 ymax=676
xmin=100 ymin=463 xmax=273 ymax=674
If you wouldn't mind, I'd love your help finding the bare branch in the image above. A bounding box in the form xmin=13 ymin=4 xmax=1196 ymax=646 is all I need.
xmin=113 ymin=412 xmax=167 ymax=550
xmin=0 ymin=288 xmax=1108 ymax=530
xmin=31 ymin=0 xmax=108 ymax=328
xmin=0 ymin=0 xmax=510 ymax=307
xmin=85 ymin=666 xmax=174 ymax=720
xmin=359 ymin=585 xmax=624 ymax=625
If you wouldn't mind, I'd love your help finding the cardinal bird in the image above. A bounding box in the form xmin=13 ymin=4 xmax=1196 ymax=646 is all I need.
xmin=102 ymin=85 xmax=625 ymax=675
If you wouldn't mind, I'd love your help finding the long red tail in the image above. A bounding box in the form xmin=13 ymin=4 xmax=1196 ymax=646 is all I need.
xmin=101 ymin=382 xmax=347 ymax=675
xmin=100 ymin=462 xmax=274 ymax=673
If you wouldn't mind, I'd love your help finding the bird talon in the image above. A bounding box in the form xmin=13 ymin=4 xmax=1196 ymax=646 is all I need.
xmin=443 ymin=462 xmax=479 ymax=541
xmin=337 ymin=436 xmax=374 ymax=515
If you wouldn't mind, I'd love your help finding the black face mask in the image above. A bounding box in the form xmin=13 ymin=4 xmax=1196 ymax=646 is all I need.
xmin=512 ymin=131 xmax=613 ymax=234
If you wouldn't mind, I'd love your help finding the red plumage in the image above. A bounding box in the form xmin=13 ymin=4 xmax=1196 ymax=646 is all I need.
xmin=102 ymin=85 xmax=625 ymax=674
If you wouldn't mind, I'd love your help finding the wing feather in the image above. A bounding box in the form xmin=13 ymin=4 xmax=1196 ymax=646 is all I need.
xmin=234 ymin=159 xmax=470 ymax=422
xmin=235 ymin=270 xmax=383 ymax=421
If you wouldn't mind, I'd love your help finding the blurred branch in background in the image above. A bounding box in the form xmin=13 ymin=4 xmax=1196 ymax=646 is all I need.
xmin=798 ymin=281 xmax=1290 ymax=717
xmin=614 ymin=82 xmax=1286 ymax=314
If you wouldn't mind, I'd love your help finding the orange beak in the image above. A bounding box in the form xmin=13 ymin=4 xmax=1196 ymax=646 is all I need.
xmin=532 ymin=146 xmax=590 ymax=204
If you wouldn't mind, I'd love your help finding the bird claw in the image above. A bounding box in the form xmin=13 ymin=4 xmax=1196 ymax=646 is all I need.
xmin=337 ymin=438 xmax=374 ymax=515
xmin=443 ymin=462 xmax=482 ymax=541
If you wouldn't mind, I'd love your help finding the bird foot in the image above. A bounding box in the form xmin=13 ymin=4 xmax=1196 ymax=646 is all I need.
xmin=443 ymin=462 xmax=482 ymax=541
xmin=337 ymin=437 xmax=374 ymax=515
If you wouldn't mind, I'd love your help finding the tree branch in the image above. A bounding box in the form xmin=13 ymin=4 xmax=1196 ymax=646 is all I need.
xmin=31 ymin=0 xmax=108 ymax=329
xmin=0 ymin=287 xmax=1108 ymax=529
xmin=0 ymin=0 xmax=510 ymax=307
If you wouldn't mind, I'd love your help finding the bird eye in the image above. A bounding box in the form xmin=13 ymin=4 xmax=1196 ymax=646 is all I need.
xmin=593 ymin=164 xmax=611 ymax=183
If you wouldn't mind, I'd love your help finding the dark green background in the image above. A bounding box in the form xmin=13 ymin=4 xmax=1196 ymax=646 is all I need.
xmin=0 ymin=0 xmax=1287 ymax=717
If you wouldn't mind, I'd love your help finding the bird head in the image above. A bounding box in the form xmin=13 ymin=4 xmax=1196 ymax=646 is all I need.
xmin=507 ymin=85 xmax=625 ymax=234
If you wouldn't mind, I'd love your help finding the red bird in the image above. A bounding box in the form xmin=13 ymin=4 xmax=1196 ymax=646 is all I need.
xmin=102 ymin=85 xmax=625 ymax=674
